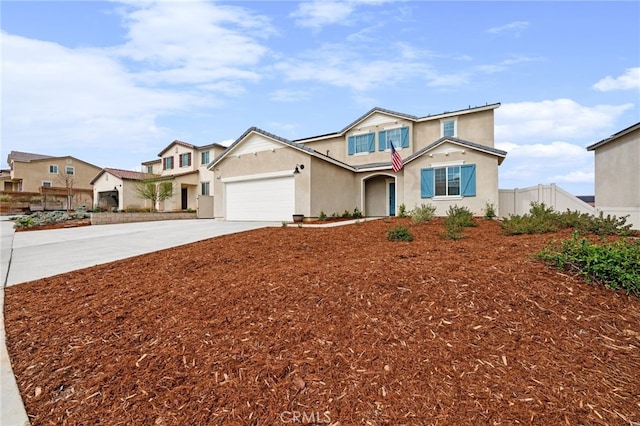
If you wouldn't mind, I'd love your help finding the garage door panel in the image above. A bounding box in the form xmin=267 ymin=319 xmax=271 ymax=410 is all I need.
xmin=226 ymin=177 xmax=294 ymax=221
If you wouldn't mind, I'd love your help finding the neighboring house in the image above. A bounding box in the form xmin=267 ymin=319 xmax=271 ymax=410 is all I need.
xmin=586 ymin=122 xmax=640 ymax=230
xmin=1 ymin=150 xmax=101 ymax=210
xmin=90 ymin=168 xmax=157 ymax=211
xmin=141 ymin=141 xmax=227 ymax=211
xmin=208 ymin=104 xmax=507 ymax=221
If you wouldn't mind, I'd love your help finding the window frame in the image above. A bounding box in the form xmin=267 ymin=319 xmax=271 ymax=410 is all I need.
xmin=42 ymin=181 xmax=52 ymax=188
xmin=201 ymin=181 xmax=210 ymax=196
xmin=201 ymin=151 xmax=210 ymax=165
xmin=347 ymin=132 xmax=375 ymax=156
xmin=421 ymin=163 xmax=476 ymax=199
xmin=378 ymin=127 xmax=410 ymax=151
xmin=179 ymin=153 xmax=192 ymax=168
xmin=441 ymin=118 xmax=457 ymax=138
xmin=65 ymin=166 xmax=75 ymax=175
xmin=163 ymin=156 xmax=174 ymax=170
xmin=49 ymin=165 xmax=59 ymax=174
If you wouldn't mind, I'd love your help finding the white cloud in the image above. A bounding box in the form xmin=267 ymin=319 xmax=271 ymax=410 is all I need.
xmin=270 ymin=89 xmax=313 ymax=102
xmin=1 ymin=32 xmax=199 ymax=155
xmin=487 ymin=21 xmax=529 ymax=36
xmin=114 ymin=1 xmax=273 ymax=86
xmin=290 ymin=1 xmax=356 ymax=29
xmin=275 ymin=42 xmax=436 ymax=91
xmin=496 ymin=99 xmax=634 ymax=143
xmin=549 ymin=170 xmax=594 ymax=184
xmin=592 ymin=67 xmax=640 ymax=92
xmin=495 ymin=141 xmax=590 ymax=160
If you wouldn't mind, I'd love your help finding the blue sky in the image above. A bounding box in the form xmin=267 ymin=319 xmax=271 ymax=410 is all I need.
xmin=2 ymin=1 xmax=639 ymax=196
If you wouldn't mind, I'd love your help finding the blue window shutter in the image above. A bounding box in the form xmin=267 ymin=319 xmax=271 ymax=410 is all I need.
xmin=461 ymin=164 xmax=476 ymax=196
xmin=367 ymin=133 xmax=375 ymax=152
xmin=421 ymin=168 xmax=434 ymax=198
xmin=348 ymin=136 xmax=355 ymax=155
xmin=400 ymin=127 xmax=409 ymax=148
xmin=378 ymin=130 xmax=386 ymax=151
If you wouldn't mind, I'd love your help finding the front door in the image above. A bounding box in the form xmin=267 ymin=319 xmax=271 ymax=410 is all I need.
xmin=181 ymin=187 xmax=188 ymax=210
xmin=388 ymin=182 xmax=395 ymax=216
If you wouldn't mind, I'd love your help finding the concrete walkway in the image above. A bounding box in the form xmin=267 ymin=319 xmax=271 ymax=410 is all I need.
xmin=0 ymin=218 xmax=276 ymax=426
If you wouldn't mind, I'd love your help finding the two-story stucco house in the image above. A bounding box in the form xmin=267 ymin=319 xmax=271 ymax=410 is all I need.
xmin=2 ymin=150 xmax=101 ymax=210
xmin=141 ymin=141 xmax=227 ymax=212
xmin=586 ymin=122 xmax=640 ymax=230
xmin=208 ymin=104 xmax=507 ymax=221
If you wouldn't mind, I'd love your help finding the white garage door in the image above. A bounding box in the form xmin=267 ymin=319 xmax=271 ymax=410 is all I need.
xmin=226 ymin=176 xmax=295 ymax=221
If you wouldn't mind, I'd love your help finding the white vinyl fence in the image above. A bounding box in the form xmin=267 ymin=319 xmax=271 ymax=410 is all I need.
xmin=499 ymin=184 xmax=595 ymax=218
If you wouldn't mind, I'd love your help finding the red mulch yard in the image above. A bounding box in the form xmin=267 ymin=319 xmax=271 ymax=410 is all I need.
xmin=4 ymin=218 xmax=640 ymax=425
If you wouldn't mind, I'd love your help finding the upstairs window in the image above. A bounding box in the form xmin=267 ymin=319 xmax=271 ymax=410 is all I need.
xmin=146 ymin=165 xmax=154 ymax=174
xmin=201 ymin=151 xmax=210 ymax=165
xmin=442 ymin=119 xmax=456 ymax=137
xmin=65 ymin=166 xmax=75 ymax=175
xmin=42 ymin=181 xmax=52 ymax=188
xmin=347 ymin=133 xmax=375 ymax=155
xmin=180 ymin=153 xmax=192 ymax=167
xmin=49 ymin=165 xmax=58 ymax=174
xmin=163 ymin=156 xmax=174 ymax=170
xmin=378 ymin=127 xmax=409 ymax=150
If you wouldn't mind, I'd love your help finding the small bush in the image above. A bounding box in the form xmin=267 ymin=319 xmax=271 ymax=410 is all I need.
xmin=341 ymin=210 xmax=352 ymax=219
xmin=537 ymin=232 xmax=640 ymax=296
xmin=398 ymin=204 xmax=408 ymax=218
xmin=387 ymin=225 xmax=413 ymax=242
xmin=445 ymin=205 xmax=476 ymax=227
xmin=410 ymin=203 xmax=436 ymax=224
xmin=484 ymin=202 xmax=496 ymax=220
xmin=318 ymin=211 xmax=327 ymax=221
xmin=442 ymin=205 xmax=475 ymax=240
xmin=352 ymin=207 xmax=363 ymax=219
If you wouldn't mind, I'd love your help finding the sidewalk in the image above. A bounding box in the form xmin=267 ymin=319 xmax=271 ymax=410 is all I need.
xmin=1 ymin=218 xmax=30 ymax=426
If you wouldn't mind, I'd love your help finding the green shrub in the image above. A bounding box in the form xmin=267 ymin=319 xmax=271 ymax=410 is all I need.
xmin=398 ymin=204 xmax=408 ymax=218
xmin=441 ymin=205 xmax=475 ymax=240
xmin=445 ymin=205 xmax=476 ymax=227
xmin=410 ymin=203 xmax=436 ymax=224
xmin=352 ymin=207 xmax=363 ymax=218
xmin=537 ymin=232 xmax=640 ymax=296
xmin=483 ymin=202 xmax=496 ymax=220
xmin=501 ymin=202 xmax=634 ymax=236
xmin=387 ymin=225 xmax=413 ymax=242
xmin=341 ymin=210 xmax=352 ymax=219
xmin=318 ymin=211 xmax=327 ymax=221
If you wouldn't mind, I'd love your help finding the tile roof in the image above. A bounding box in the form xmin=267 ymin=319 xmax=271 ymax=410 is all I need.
xmin=7 ymin=150 xmax=55 ymax=163
xmin=101 ymin=168 xmax=156 ymax=181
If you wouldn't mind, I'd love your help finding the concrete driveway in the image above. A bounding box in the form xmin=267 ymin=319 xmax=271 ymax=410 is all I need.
xmin=4 ymin=219 xmax=275 ymax=286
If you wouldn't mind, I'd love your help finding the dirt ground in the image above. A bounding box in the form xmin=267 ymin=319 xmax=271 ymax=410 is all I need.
xmin=4 ymin=218 xmax=640 ymax=425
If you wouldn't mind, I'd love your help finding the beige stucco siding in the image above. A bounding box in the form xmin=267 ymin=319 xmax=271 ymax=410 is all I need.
xmin=12 ymin=158 xmax=100 ymax=193
xmin=402 ymin=146 xmax=500 ymax=216
xmin=309 ymin=157 xmax=357 ymax=217
xmin=594 ymin=134 xmax=639 ymax=208
xmin=593 ymin=131 xmax=640 ymax=229
xmin=161 ymin=144 xmax=197 ymax=176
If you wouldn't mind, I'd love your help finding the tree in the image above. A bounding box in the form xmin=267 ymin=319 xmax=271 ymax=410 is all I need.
xmin=134 ymin=178 xmax=174 ymax=212
xmin=54 ymin=168 xmax=77 ymax=212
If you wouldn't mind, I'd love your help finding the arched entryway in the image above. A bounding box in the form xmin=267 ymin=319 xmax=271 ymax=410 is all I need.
xmin=363 ymin=174 xmax=396 ymax=216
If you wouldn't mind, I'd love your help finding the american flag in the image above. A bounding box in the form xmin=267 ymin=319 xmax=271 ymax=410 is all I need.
xmin=389 ymin=140 xmax=404 ymax=172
